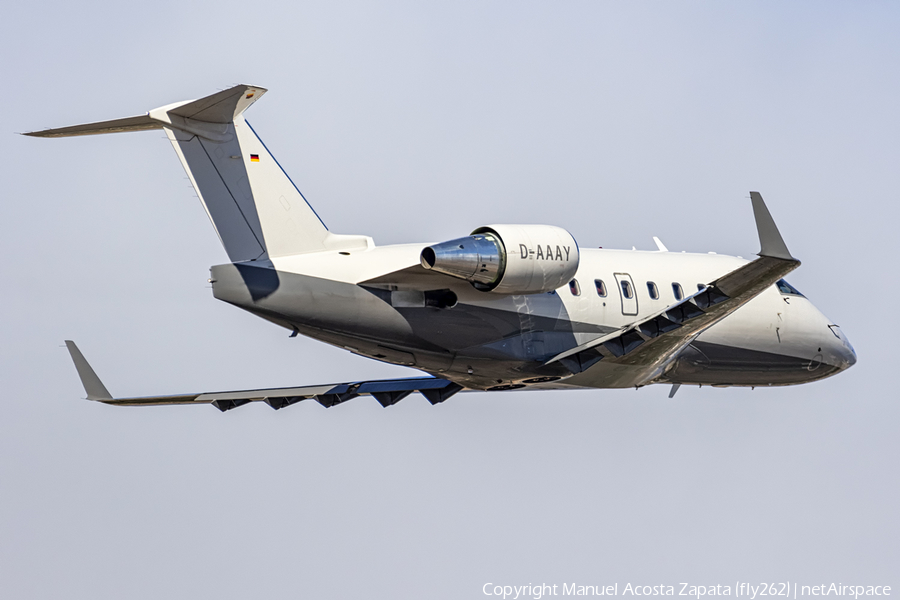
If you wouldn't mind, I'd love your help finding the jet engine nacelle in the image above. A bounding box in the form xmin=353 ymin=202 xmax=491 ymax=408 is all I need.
xmin=420 ymin=224 xmax=580 ymax=294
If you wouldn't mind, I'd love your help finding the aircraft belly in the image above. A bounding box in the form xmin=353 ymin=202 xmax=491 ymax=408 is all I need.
xmin=211 ymin=263 xmax=422 ymax=346
xmin=663 ymin=341 xmax=841 ymax=386
xmin=389 ymin=301 xmax=613 ymax=387
xmin=395 ymin=303 xmax=608 ymax=354
xmin=211 ymin=263 xmax=613 ymax=385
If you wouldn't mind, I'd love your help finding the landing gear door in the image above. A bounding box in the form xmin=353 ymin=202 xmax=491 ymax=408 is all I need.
xmin=614 ymin=273 xmax=639 ymax=316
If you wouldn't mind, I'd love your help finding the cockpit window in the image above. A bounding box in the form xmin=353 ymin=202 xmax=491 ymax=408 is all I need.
xmin=776 ymin=279 xmax=804 ymax=297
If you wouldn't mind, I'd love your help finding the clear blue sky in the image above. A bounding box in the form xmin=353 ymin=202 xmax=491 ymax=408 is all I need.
xmin=2 ymin=2 xmax=897 ymax=598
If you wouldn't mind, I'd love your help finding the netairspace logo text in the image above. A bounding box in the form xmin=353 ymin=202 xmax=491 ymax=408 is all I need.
xmin=482 ymin=583 xmax=892 ymax=600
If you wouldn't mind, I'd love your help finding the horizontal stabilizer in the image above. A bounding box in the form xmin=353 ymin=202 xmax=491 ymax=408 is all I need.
xmin=23 ymin=115 xmax=161 ymax=138
xmin=22 ymin=85 xmax=266 ymax=138
xmin=167 ymin=85 xmax=266 ymax=123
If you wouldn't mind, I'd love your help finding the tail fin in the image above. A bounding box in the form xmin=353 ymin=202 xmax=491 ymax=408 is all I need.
xmin=25 ymin=85 xmax=370 ymax=261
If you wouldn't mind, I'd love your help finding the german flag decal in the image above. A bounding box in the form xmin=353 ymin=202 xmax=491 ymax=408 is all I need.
xmin=250 ymin=154 xmax=259 ymax=162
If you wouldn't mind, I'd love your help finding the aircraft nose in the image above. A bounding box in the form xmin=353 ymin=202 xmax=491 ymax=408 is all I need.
xmin=827 ymin=325 xmax=857 ymax=370
xmin=843 ymin=338 xmax=857 ymax=368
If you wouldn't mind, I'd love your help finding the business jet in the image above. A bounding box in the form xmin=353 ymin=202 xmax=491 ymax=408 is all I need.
xmin=25 ymin=84 xmax=857 ymax=411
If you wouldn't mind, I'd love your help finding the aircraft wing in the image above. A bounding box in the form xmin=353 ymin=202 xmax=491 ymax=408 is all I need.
xmin=546 ymin=192 xmax=801 ymax=381
xmin=64 ymin=341 xmax=463 ymax=411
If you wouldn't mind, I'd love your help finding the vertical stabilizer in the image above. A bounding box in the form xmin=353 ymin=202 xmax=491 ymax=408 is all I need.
xmin=24 ymin=85 xmax=371 ymax=262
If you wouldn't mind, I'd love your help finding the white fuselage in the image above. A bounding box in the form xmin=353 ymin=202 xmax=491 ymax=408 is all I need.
xmin=30 ymin=84 xmax=857 ymax=407
xmin=212 ymin=242 xmax=856 ymax=390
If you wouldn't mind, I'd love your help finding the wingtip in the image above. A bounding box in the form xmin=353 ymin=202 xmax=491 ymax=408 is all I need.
xmin=64 ymin=340 xmax=113 ymax=401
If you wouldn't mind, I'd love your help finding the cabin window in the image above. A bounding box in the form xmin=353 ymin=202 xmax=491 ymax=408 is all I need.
xmin=776 ymin=279 xmax=805 ymax=297
xmin=569 ymin=279 xmax=581 ymax=296
xmin=594 ymin=279 xmax=607 ymax=297
xmin=672 ymin=282 xmax=683 ymax=301
xmin=647 ymin=281 xmax=659 ymax=300
xmin=620 ymin=279 xmax=634 ymax=299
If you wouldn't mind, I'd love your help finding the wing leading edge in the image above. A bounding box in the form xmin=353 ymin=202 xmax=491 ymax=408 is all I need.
xmin=546 ymin=192 xmax=801 ymax=383
xmin=64 ymin=341 xmax=463 ymax=412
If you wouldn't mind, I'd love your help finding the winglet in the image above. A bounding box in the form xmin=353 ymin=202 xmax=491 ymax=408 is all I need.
xmin=750 ymin=191 xmax=795 ymax=260
xmin=64 ymin=341 xmax=112 ymax=401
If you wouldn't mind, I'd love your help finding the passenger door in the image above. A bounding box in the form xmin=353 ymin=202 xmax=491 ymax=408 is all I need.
xmin=614 ymin=273 xmax=639 ymax=316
